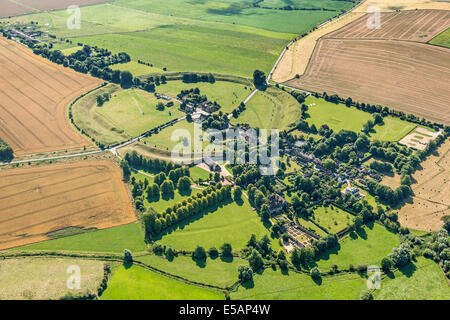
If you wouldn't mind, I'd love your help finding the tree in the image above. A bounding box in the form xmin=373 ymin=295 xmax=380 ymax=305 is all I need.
xmin=261 ymin=204 xmax=270 ymax=222
xmin=220 ymin=243 xmax=233 ymax=258
xmin=161 ymin=180 xmax=174 ymax=196
xmin=389 ymin=244 xmax=411 ymax=267
xmin=192 ymin=246 xmax=207 ymax=261
xmin=165 ymin=247 xmax=175 ymax=261
xmin=238 ymin=265 xmax=253 ymax=283
xmin=322 ymin=159 xmax=336 ymax=171
xmin=249 ymin=249 xmax=264 ymax=271
xmin=233 ymin=186 xmax=242 ymax=201
xmin=253 ymin=70 xmax=266 ymax=88
xmin=120 ymin=71 xmax=133 ymax=89
xmin=123 ymin=249 xmax=133 ymax=264
xmin=120 ymin=160 xmax=131 ymax=182
xmin=310 ymin=267 xmax=321 ymax=279
xmin=177 ymin=176 xmax=191 ymax=192
xmin=381 ymin=257 xmax=392 ymax=273
xmin=208 ymin=247 xmax=219 ymax=258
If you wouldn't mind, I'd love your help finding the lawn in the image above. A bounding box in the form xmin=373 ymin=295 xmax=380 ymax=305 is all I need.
xmin=11 ymin=223 xmax=147 ymax=253
xmin=231 ymin=269 xmax=367 ymax=300
xmin=137 ymin=254 xmax=243 ymax=288
xmin=310 ymin=205 xmax=355 ymax=234
xmin=315 ymin=223 xmax=400 ymax=270
xmin=190 ymin=165 xmax=211 ymax=182
xmin=157 ymin=197 xmax=278 ymax=251
xmin=375 ymin=257 xmax=450 ymax=300
xmin=0 ymin=258 xmax=104 ymax=300
xmin=156 ymin=80 xmax=252 ymax=113
xmin=305 ymin=97 xmax=373 ymax=133
xmin=297 ymin=217 xmax=328 ymax=237
xmin=231 ymin=86 xmax=302 ymax=130
xmin=369 ymin=117 xmax=416 ymax=141
xmin=429 ymin=28 xmax=450 ymax=49
xmin=101 ymin=264 xmax=224 ymax=300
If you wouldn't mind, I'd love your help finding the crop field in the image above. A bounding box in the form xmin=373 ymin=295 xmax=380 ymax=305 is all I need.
xmin=137 ymin=254 xmax=243 ymax=288
xmin=399 ymin=139 xmax=450 ymax=231
xmin=430 ymin=28 xmax=450 ymax=48
xmin=304 ymin=96 xmax=373 ymax=133
xmin=369 ymin=117 xmax=416 ymax=142
xmin=0 ymin=257 xmax=104 ymax=300
xmin=287 ymin=39 xmax=450 ymax=125
xmin=0 ymin=36 xmax=101 ymax=155
xmin=158 ymin=197 xmax=277 ymax=251
xmin=327 ymin=10 xmax=450 ymax=42
xmin=0 ymin=161 xmax=136 ymax=250
xmin=157 ymin=80 xmax=252 ymax=114
xmin=231 ymin=86 xmax=302 ymax=130
xmin=73 ymin=85 xmax=183 ymax=146
xmin=375 ymin=257 xmax=450 ymax=300
xmin=0 ymin=0 xmax=34 ymax=18
xmin=10 ymin=222 xmax=146 ymax=253
xmin=310 ymin=205 xmax=354 ymax=234
xmin=231 ymin=269 xmax=366 ymax=300
xmin=315 ymin=223 xmax=400 ymax=270
xmin=101 ymin=264 xmax=224 ymax=300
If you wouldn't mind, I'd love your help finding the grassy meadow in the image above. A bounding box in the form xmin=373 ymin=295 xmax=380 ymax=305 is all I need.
xmin=369 ymin=117 xmax=416 ymax=141
xmin=310 ymin=205 xmax=355 ymax=234
xmin=11 ymin=223 xmax=147 ymax=253
xmin=429 ymin=28 xmax=450 ymax=48
xmin=101 ymin=264 xmax=224 ymax=300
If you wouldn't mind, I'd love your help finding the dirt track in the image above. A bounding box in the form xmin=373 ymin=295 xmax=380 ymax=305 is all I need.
xmin=0 ymin=160 xmax=136 ymax=250
xmin=286 ymin=38 xmax=450 ymax=125
xmin=0 ymin=36 xmax=101 ymax=155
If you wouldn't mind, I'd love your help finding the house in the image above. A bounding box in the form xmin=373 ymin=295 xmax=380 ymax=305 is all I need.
xmin=344 ymin=187 xmax=360 ymax=198
xmin=268 ymin=193 xmax=286 ymax=215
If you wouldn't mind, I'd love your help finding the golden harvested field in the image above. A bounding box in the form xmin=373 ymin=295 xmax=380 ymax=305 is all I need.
xmin=286 ymin=39 xmax=450 ymax=125
xmin=0 ymin=161 xmax=136 ymax=250
xmin=0 ymin=0 xmax=34 ymax=18
xmin=327 ymin=10 xmax=450 ymax=42
xmin=399 ymin=139 xmax=450 ymax=231
xmin=272 ymin=1 xmax=450 ymax=82
xmin=0 ymin=36 xmax=101 ymax=155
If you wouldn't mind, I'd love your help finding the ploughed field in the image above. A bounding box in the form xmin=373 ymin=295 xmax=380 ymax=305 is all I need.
xmin=0 ymin=161 xmax=136 ymax=250
xmin=0 ymin=36 xmax=101 ymax=155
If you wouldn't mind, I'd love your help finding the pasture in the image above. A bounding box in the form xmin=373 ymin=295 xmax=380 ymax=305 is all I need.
xmin=310 ymin=205 xmax=354 ymax=234
xmin=0 ymin=36 xmax=100 ymax=155
xmin=304 ymin=96 xmax=373 ymax=133
xmin=288 ymin=39 xmax=450 ymax=125
xmin=72 ymin=85 xmax=183 ymax=146
xmin=158 ymin=197 xmax=277 ymax=251
xmin=399 ymin=139 xmax=450 ymax=231
xmin=231 ymin=269 xmax=366 ymax=300
xmin=101 ymin=264 xmax=224 ymax=300
xmin=157 ymin=80 xmax=252 ymax=114
xmin=369 ymin=117 xmax=416 ymax=142
xmin=110 ymin=61 xmax=164 ymax=76
xmin=11 ymin=223 xmax=147 ymax=253
xmin=137 ymin=254 xmax=243 ymax=288
xmin=430 ymin=28 xmax=450 ymax=48
xmin=0 ymin=161 xmax=136 ymax=250
xmin=0 ymin=257 xmax=104 ymax=300
xmin=375 ymin=257 xmax=450 ymax=300
xmin=231 ymin=86 xmax=302 ymax=130
xmin=315 ymin=223 xmax=400 ymax=270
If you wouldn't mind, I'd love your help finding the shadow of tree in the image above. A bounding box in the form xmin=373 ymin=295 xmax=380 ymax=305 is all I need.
xmin=398 ymin=262 xmax=417 ymax=278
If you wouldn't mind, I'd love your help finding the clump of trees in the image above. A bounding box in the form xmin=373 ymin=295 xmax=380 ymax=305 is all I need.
xmin=0 ymin=138 xmax=13 ymax=162
xmin=253 ymin=70 xmax=266 ymax=88
xmin=182 ymin=73 xmax=215 ymax=84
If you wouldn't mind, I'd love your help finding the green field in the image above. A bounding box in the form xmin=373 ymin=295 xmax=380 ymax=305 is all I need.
xmin=231 ymin=86 xmax=302 ymax=129
xmin=157 ymin=80 xmax=252 ymax=113
xmin=110 ymin=61 xmax=164 ymax=76
xmin=101 ymin=264 xmax=224 ymax=300
xmin=260 ymin=0 xmax=354 ymax=11
xmin=305 ymin=97 xmax=373 ymax=133
xmin=158 ymin=197 xmax=277 ymax=251
xmin=297 ymin=217 xmax=328 ymax=237
xmin=429 ymin=28 xmax=450 ymax=48
xmin=231 ymin=269 xmax=367 ymax=300
xmin=190 ymin=165 xmax=211 ymax=182
xmin=375 ymin=257 xmax=450 ymax=300
xmin=315 ymin=223 xmax=400 ymax=270
xmin=369 ymin=117 xmax=416 ymax=141
xmin=137 ymin=254 xmax=242 ymax=288
xmin=10 ymin=223 xmax=147 ymax=253
xmin=72 ymin=85 xmax=183 ymax=146
xmin=310 ymin=205 xmax=355 ymax=234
